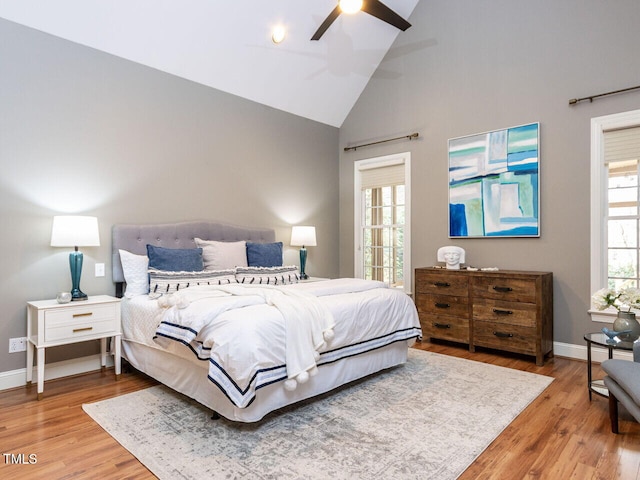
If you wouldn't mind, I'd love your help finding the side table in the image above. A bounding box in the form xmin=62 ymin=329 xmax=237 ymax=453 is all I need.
xmin=584 ymin=332 xmax=635 ymax=400
xmin=26 ymin=295 xmax=122 ymax=399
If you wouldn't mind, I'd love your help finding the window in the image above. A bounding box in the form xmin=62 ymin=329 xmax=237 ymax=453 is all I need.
xmin=590 ymin=110 xmax=640 ymax=321
xmin=363 ymin=184 xmax=405 ymax=286
xmin=354 ymin=153 xmax=411 ymax=293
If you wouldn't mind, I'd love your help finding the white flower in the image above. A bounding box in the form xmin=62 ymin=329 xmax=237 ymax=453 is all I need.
xmin=592 ymin=287 xmax=640 ymax=312
xmin=592 ymin=288 xmax=618 ymax=310
xmin=619 ymin=288 xmax=640 ymax=311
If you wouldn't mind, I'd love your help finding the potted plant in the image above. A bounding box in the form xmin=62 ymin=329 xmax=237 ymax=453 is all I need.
xmin=592 ymin=287 xmax=640 ymax=340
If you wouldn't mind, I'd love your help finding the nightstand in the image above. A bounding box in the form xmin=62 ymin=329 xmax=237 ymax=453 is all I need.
xmin=26 ymin=295 xmax=122 ymax=399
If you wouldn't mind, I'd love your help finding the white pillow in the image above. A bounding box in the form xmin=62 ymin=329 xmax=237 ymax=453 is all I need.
xmin=119 ymin=249 xmax=149 ymax=298
xmin=235 ymin=265 xmax=300 ymax=285
xmin=194 ymin=238 xmax=248 ymax=270
xmin=148 ymin=268 xmax=236 ymax=297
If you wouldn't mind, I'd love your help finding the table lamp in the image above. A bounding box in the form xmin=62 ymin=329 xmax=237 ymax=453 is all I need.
xmin=50 ymin=215 xmax=100 ymax=301
xmin=290 ymin=226 xmax=317 ymax=280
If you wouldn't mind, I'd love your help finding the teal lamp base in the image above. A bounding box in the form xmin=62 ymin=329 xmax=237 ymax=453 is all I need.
xmin=69 ymin=250 xmax=88 ymax=301
xmin=299 ymin=247 xmax=309 ymax=280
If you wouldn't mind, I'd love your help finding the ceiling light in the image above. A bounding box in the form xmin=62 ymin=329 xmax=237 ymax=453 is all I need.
xmin=272 ymin=25 xmax=286 ymax=44
xmin=339 ymin=0 xmax=363 ymax=14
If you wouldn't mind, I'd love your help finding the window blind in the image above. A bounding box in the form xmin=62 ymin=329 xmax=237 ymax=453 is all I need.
xmin=359 ymin=163 xmax=405 ymax=189
xmin=604 ymin=126 xmax=640 ymax=164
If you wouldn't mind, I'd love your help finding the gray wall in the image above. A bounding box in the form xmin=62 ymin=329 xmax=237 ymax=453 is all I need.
xmin=0 ymin=19 xmax=339 ymax=373
xmin=339 ymin=0 xmax=640 ymax=346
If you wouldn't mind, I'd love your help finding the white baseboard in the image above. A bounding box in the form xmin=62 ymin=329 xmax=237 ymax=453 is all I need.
xmin=552 ymin=341 xmax=633 ymax=363
xmin=0 ymin=340 xmax=633 ymax=393
xmin=0 ymin=354 xmax=114 ymax=392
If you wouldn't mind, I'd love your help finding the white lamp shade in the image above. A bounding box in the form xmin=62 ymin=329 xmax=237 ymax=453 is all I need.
xmin=290 ymin=226 xmax=317 ymax=247
xmin=50 ymin=216 xmax=100 ymax=247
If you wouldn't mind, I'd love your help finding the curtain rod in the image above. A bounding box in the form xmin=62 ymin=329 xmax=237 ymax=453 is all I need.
xmin=569 ymin=85 xmax=640 ymax=106
xmin=344 ymin=132 xmax=419 ymax=152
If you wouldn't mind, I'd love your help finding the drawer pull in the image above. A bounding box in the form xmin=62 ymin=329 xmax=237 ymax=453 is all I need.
xmin=492 ymin=308 xmax=513 ymax=315
xmin=434 ymin=302 xmax=451 ymax=309
xmin=433 ymin=282 xmax=451 ymax=288
xmin=433 ymin=323 xmax=451 ymax=329
xmin=492 ymin=286 xmax=513 ymax=293
xmin=493 ymin=331 xmax=513 ymax=338
xmin=72 ymin=312 xmax=93 ymax=318
xmin=73 ymin=327 xmax=93 ymax=333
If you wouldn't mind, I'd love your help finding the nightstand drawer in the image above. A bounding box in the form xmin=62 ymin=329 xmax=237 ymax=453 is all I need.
xmin=44 ymin=303 xmax=118 ymax=342
xmin=45 ymin=318 xmax=117 ymax=343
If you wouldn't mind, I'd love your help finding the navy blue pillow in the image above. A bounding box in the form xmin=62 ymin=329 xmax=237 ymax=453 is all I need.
xmin=246 ymin=242 xmax=283 ymax=268
xmin=146 ymin=245 xmax=204 ymax=272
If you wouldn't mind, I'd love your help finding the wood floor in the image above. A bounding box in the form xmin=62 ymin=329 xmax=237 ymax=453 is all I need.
xmin=1 ymin=341 xmax=639 ymax=479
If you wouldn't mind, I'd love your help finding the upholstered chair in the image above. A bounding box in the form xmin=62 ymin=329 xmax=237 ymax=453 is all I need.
xmin=601 ymin=341 xmax=640 ymax=433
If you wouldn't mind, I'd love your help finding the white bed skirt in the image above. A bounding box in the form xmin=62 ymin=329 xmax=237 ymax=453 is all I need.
xmin=122 ymin=339 xmax=411 ymax=422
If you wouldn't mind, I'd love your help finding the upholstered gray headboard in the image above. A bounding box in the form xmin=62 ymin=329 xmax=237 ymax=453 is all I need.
xmin=112 ymin=220 xmax=276 ymax=291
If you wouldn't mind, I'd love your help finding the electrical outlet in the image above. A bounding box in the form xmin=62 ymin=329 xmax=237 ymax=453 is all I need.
xmin=9 ymin=337 xmax=27 ymax=353
xmin=95 ymin=263 xmax=105 ymax=277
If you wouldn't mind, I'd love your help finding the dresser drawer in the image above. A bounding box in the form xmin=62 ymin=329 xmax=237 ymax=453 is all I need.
xmin=472 ymin=299 xmax=537 ymax=327
xmin=415 ymin=293 xmax=469 ymax=318
xmin=471 ymin=276 xmax=537 ymax=303
xmin=473 ymin=320 xmax=537 ymax=356
xmin=415 ymin=271 xmax=469 ymax=296
xmin=420 ymin=314 xmax=470 ymax=343
xmin=44 ymin=303 xmax=118 ymax=343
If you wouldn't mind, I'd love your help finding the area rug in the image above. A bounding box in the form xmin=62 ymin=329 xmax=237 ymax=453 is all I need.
xmin=83 ymin=349 xmax=552 ymax=479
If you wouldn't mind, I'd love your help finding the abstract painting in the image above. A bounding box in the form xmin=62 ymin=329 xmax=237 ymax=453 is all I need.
xmin=448 ymin=123 xmax=540 ymax=238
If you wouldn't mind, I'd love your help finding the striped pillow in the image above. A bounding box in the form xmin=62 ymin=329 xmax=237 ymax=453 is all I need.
xmin=235 ymin=266 xmax=300 ymax=285
xmin=148 ymin=268 xmax=236 ymax=296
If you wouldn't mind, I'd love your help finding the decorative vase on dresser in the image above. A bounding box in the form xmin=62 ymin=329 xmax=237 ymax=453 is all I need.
xmin=414 ymin=268 xmax=554 ymax=366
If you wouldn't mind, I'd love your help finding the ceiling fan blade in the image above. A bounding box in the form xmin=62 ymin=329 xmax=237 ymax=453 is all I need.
xmin=311 ymin=6 xmax=342 ymax=41
xmin=362 ymin=0 xmax=412 ymax=31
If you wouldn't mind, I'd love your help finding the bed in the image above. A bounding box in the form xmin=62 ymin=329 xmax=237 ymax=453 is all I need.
xmin=112 ymin=220 xmax=422 ymax=422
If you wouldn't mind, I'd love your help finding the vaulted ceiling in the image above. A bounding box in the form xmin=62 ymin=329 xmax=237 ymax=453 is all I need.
xmin=0 ymin=0 xmax=421 ymax=127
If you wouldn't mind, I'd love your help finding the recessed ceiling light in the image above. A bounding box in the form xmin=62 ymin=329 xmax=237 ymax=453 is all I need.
xmin=339 ymin=0 xmax=363 ymax=14
xmin=272 ymin=25 xmax=286 ymax=44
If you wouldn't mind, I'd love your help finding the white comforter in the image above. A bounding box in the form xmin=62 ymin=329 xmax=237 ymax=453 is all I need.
xmin=152 ymin=278 xmax=421 ymax=408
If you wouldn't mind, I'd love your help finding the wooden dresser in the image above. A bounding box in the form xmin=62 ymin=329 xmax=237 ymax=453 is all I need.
xmin=414 ymin=268 xmax=553 ymax=365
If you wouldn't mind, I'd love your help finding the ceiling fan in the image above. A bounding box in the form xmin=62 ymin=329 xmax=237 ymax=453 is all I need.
xmin=311 ymin=0 xmax=411 ymax=41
